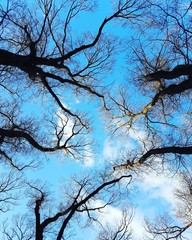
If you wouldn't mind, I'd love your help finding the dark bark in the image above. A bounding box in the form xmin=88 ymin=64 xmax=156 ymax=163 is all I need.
xmin=0 ymin=128 xmax=61 ymax=152
xmin=146 ymin=64 xmax=192 ymax=80
xmin=35 ymin=198 xmax=44 ymax=240
xmin=114 ymin=146 xmax=192 ymax=170
xmin=151 ymin=77 xmax=192 ymax=106
xmin=38 ymin=175 xmax=131 ymax=239
xmin=138 ymin=146 xmax=192 ymax=165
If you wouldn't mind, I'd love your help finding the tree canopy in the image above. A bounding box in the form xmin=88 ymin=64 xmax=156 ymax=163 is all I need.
xmin=0 ymin=0 xmax=192 ymax=239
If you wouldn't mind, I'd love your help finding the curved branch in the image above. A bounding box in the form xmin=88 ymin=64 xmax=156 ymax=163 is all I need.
xmin=146 ymin=64 xmax=192 ymax=81
xmin=151 ymin=77 xmax=192 ymax=106
xmin=42 ymin=70 xmax=104 ymax=99
xmin=0 ymin=128 xmax=64 ymax=152
xmin=55 ymin=1 xmax=142 ymax=61
xmin=118 ymin=76 xmax=192 ymax=126
xmin=41 ymin=175 xmax=131 ymax=237
xmin=114 ymin=146 xmax=192 ymax=170
xmin=0 ymin=150 xmax=31 ymax=171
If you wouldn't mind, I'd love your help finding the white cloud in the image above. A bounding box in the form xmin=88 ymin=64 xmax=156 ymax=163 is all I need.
xmin=83 ymin=157 xmax=94 ymax=167
xmin=129 ymin=128 xmax=148 ymax=143
xmin=83 ymin=146 xmax=94 ymax=167
xmin=103 ymin=137 xmax=134 ymax=161
xmin=91 ymin=199 xmax=146 ymax=239
xmin=57 ymin=109 xmax=74 ymax=140
xmin=90 ymin=199 xmax=123 ymax=226
xmin=130 ymin=210 xmax=145 ymax=240
xmin=90 ymin=199 xmax=131 ymax=231
xmin=103 ymin=140 xmax=119 ymax=159
xmin=135 ymin=169 xmax=182 ymax=208
xmin=128 ymin=128 xmax=154 ymax=151
xmin=57 ymin=109 xmax=95 ymax=167
xmin=102 ymin=128 xmax=149 ymax=162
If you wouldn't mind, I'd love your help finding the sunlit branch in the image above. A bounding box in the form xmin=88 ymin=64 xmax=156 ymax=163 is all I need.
xmin=114 ymin=146 xmax=192 ymax=170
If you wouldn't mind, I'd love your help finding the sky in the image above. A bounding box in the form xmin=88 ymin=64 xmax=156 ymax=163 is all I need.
xmin=0 ymin=0 xmax=192 ymax=239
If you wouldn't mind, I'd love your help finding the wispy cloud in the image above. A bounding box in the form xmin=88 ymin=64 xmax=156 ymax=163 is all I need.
xmin=136 ymin=170 xmax=182 ymax=207
xmin=56 ymin=108 xmax=94 ymax=167
xmin=57 ymin=109 xmax=74 ymax=140
xmin=130 ymin=209 xmax=145 ymax=240
xmin=83 ymin=144 xmax=94 ymax=167
xmin=96 ymin=200 xmax=123 ymax=226
xmin=91 ymin=199 xmax=146 ymax=239
xmin=102 ymin=127 xmax=149 ymax=164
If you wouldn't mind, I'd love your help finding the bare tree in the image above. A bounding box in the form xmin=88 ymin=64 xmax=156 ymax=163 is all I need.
xmin=106 ymin=0 xmax=192 ymax=172
xmin=0 ymin=170 xmax=23 ymax=213
xmin=105 ymin=1 xmax=192 ymax=238
xmin=0 ymin=1 xmax=148 ymax=238
xmin=1 ymin=174 xmax=132 ymax=240
xmin=145 ymin=214 xmax=191 ymax=240
xmin=0 ymin=0 xmax=147 ymax=168
xmin=145 ymin=172 xmax=192 ymax=240
xmin=2 ymin=215 xmax=35 ymax=240
xmin=97 ymin=209 xmax=133 ymax=240
xmin=1 ymin=0 xmax=192 ymax=239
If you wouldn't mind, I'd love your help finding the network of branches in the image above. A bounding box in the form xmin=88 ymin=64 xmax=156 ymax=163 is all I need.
xmin=0 ymin=0 xmax=192 ymax=239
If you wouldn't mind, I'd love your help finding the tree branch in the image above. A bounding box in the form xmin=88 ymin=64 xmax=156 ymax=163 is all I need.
xmin=146 ymin=64 xmax=192 ymax=81
xmin=114 ymin=146 xmax=192 ymax=170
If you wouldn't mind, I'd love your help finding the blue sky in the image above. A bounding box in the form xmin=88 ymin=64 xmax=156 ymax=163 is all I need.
xmin=1 ymin=0 xmax=192 ymax=239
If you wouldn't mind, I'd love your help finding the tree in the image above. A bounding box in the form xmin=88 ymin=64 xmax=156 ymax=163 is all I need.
xmin=1 ymin=0 xmax=192 ymax=239
xmin=0 ymin=170 xmax=23 ymax=213
xmin=0 ymin=0 xmax=147 ymax=167
xmin=106 ymin=0 xmax=192 ymax=172
xmin=1 ymin=174 xmax=132 ymax=240
xmin=108 ymin=0 xmax=192 ymax=238
xmin=145 ymin=171 xmax=192 ymax=240
xmin=97 ymin=209 xmax=133 ymax=240
xmin=0 ymin=0 xmax=145 ymax=239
